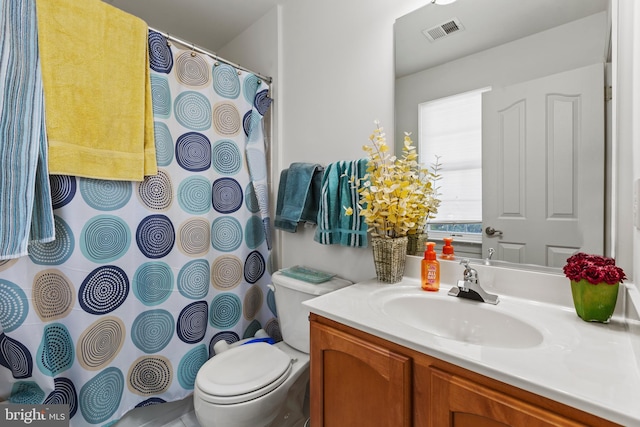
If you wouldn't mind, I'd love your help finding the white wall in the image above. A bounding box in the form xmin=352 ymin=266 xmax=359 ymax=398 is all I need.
xmin=273 ymin=0 xmax=427 ymax=283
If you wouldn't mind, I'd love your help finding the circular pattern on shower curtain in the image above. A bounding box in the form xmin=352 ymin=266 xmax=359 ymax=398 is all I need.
xmin=0 ymin=279 xmax=28 ymax=332
xmin=29 ymin=216 xmax=74 ymax=265
xmin=243 ymin=110 xmax=262 ymax=142
xmin=244 ymin=182 xmax=260 ymax=213
xmin=210 ymin=255 xmax=243 ymax=290
xmin=80 ymin=179 xmax=132 ymax=211
xmin=209 ymin=293 xmax=241 ymax=329
xmin=243 ymin=74 xmax=261 ymax=104
xmin=49 ymin=175 xmax=76 ymax=209
xmin=212 ymin=139 xmax=242 ymax=175
xmin=79 ymin=266 xmax=129 ymax=315
xmin=211 ymin=178 xmax=243 ymax=213
xmin=243 ymin=285 xmax=263 ymax=320
xmin=212 ymin=63 xmax=240 ymax=99
xmin=245 ymin=215 xmax=266 ymax=249
xmin=177 ymin=344 xmax=208 ymax=389
xmin=210 ymin=216 xmax=242 ymax=252
xmin=244 ymin=250 xmax=265 ymax=284
xmin=175 ymin=132 xmax=211 ymax=172
xmin=9 ymin=382 xmax=44 ymax=404
xmin=133 ymin=262 xmax=174 ymax=306
xmin=77 ymin=317 xmax=125 ymax=370
xmin=176 ymin=52 xmax=210 ymax=87
xmin=80 ymin=215 xmax=131 ymax=263
xmin=136 ymin=215 xmax=176 ymax=259
xmin=177 ymin=301 xmax=208 ymax=344
xmin=254 ymin=89 xmax=271 ymax=115
xmin=148 ymin=30 xmax=173 ymax=74
xmin=137 ymin=170 xmax=173 ymax=211
xmin=212 ymin=101 xmax=241 ymax=136
xmin=127 ymin=356 xmax=173 ymax=396
xmin=178 ymin=176 xmax=211 ymax=214
xmin=32 ymin=270 xmax=74 ymax=322
xmin=0 ymin=334 xmax=32 ymax=379
xmin=36 ymin=323 xmax=74 ymax=376
xmin=178 ymin=218 xmax=210 ymax=257
xmin=174 ymin=91 xmax=212 ymax=130
xmin=79 ymin=367 xmax=124 ymax=424
xmin=131 ymin=309 xmax=174 ymax=354
xmin=177 ymin=259 xmax=210 ymax=299
xmin=150 ymin=75 xmax=171 ymax=118
xmin=44 ymin=378 xmax=78 ymax=419
xmin=153 ymin=121 xmax=174 ymax=166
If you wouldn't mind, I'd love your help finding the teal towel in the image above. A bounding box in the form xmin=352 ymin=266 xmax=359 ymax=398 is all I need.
xmin=0 ymin=0 xmax=55 ymax=259
xmin=314 ymin=159 xmax=368 ymax=247
xmin=275 ymin=163 xmax=324 ymax=233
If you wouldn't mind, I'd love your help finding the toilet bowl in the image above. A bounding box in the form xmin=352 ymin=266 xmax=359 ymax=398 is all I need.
xmin=193 ymin=270 xmax=351 ymax=427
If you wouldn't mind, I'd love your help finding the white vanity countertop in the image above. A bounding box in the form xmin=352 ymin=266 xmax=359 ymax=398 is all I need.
xmin=303 ymin=270 xmax=640 ymax=426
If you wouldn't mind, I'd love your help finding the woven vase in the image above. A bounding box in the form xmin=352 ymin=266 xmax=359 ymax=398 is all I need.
xmin=406 ymin=233 xmax=428 ymax=256
xmin=371 ymin=236 xmax=408 ymax=283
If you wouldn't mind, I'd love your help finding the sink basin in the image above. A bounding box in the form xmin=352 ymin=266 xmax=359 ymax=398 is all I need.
xmin=371 ymin=289 xmax=543 ymax=349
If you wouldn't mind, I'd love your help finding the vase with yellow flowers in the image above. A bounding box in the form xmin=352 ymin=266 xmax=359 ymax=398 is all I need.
xmin=347 ymin=121 xmax=441 ymax=283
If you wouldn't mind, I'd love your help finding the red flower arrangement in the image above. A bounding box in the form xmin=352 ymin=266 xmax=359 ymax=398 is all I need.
xmin=563 ymin=252 xmax=626 ymax=285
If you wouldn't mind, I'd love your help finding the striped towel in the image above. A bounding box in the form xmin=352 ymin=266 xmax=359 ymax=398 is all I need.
xmin=314 ymin=159 xmax=368 ymax=247
xmin=0 ymin=0 xmax=55 ymax=260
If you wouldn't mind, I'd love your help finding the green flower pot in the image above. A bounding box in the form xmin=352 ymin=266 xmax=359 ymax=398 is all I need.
xmin=570 ymin=279 xmax=619 ymax=323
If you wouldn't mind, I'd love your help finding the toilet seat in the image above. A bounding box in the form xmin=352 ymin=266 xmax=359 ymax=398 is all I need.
xmin=195 ymin=342 xmax=292 ymax=405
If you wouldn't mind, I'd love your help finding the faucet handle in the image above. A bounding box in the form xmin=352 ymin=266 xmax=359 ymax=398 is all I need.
xmin=459 ymin=259 xmax=478 ymax=282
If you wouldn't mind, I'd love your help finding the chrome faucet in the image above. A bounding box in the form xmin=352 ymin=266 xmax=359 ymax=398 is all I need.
xmin=484 ymin=248 xmax=495 ymax=265
xmin=447 ymin=259 xmax=500 ymax=305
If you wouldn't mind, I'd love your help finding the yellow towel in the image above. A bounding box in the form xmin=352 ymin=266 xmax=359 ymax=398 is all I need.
xmin=36 ymin=0 xmax=157 ymax=181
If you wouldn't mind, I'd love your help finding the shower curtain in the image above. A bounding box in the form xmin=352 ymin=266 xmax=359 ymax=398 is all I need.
xmin=0 ymin=30 xmax=276 ymax=426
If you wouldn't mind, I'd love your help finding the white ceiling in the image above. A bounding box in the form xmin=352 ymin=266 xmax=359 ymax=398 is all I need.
xmin=104 ymin=0 xmax=281 ymax=52
xmin=104 ymin=0 xmax=609 ymax=79
xmin=395 ymin=0 xmax=608 ymax=78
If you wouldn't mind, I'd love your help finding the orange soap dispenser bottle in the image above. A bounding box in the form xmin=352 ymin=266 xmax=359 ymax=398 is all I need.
xmin=421 ymin=242 xmax=440 ymax=292
xmin=440 ymin=237 xmax=455 ymax=260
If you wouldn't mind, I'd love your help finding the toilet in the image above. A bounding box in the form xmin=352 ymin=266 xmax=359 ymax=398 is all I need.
xmin=194 ymin=270 xmax=351 ymax=427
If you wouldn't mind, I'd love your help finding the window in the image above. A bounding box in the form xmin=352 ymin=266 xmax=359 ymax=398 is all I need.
xmin=418 ymin=87 xmax=489 ymax=241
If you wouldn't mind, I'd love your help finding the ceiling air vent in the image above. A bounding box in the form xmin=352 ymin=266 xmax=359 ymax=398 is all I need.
xmin=422 ymin=18 xmax=464 ymax=42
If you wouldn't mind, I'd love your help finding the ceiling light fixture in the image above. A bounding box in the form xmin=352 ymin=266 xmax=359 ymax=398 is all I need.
xmin=431 ymin=0 xmax=457 ymax=5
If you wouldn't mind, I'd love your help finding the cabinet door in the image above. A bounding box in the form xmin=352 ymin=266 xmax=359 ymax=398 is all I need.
xmin=430 ymin=368 xmax=584 ymax=427
xmin=310 ymin=320 xmax=412 ymax=427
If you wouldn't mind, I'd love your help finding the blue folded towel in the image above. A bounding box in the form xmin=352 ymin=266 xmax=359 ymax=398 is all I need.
xmin=0 ymin=0 xmax=55 ymax=259
xmin=314 ymin=159 xmax=368 ymax=247
xmin=275 ymin=163 xmax=324 ymax=233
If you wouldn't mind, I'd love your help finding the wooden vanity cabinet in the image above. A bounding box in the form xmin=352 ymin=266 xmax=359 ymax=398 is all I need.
xmin=309 ymin=314 xmax=620 ymax=427
xmin=309 ymin=315 xmax=412 ymax=426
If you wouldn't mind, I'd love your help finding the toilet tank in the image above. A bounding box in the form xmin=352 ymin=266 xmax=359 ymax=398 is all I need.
xmin=271 ymin=270 xmax=351 ymax=353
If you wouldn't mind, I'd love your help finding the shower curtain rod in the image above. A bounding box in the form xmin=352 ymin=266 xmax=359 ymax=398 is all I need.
xmin=149 ymin=26 xmax=272 ymax=84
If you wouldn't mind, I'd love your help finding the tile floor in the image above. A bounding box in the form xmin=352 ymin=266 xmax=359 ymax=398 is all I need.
xmin=116 ymin=396 xmax=198 ymax=427
xmin=159 ymin=409 xmax=200 ymax=427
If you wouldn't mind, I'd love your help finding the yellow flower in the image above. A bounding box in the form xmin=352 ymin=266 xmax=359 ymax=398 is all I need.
xmin=349 ymin=122 xmax=441 ymax=238
xmin=343 ymin=206 xmax=353 ymax=216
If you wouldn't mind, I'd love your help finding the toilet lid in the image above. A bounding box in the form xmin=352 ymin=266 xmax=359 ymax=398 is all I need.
xmin=196 ymin=342 xmax=291 ymax=401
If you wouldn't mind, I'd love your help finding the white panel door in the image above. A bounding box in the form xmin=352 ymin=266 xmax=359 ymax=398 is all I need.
xmin=482 ymin=63 xmax=604 ymax=267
